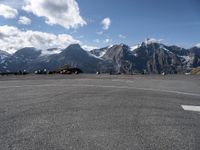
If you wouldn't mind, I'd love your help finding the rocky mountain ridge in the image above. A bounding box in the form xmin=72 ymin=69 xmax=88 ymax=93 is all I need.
xmin=0 ymin=41 xmax=200 ymax=74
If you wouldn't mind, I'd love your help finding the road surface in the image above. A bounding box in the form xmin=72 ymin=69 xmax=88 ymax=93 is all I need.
xmin=0 ymin=74 xmax=200 ymax=150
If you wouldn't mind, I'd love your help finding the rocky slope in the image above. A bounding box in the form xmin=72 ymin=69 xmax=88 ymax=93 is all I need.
xmin=0 ymin=41 xmax=200 ymax=74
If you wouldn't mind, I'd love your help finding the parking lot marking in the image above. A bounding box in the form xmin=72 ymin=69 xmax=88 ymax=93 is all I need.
xmin=181 ymin=105 xmax=200 ymax=112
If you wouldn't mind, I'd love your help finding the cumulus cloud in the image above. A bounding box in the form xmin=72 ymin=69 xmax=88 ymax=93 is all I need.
xmin=145 ymin=38 xmax=163 ymax=44
xmin=0 ymin=0 xmax=23 ymax=9
xmin=22 ymin=0 xmax=87 ymax=29
xmin=0 ymin=25 xmax=80 ymax=54
xmin=101 ymin=18 xmax=111 ymax=30
xmin=0 ymin=4 xmax=18 ymax=19
xmin=18 ymin=16 xmax=31 ymax=25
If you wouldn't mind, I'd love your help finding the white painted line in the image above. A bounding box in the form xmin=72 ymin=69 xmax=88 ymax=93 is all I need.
xmin=71 ymin=84 xmax=200 ymax=97
xmin=181 ymin=105 xmax=200 ymax=112
xmin=0 ymin=83 xmax=200 ymax=97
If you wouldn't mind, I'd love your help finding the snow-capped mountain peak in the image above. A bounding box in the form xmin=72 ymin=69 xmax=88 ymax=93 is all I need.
xmin=1 ymin=42 xmax=200 ymax=74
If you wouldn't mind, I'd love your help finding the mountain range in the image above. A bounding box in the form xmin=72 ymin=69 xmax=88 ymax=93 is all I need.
xmin=0 ymin=40 xmax=200 ymax=74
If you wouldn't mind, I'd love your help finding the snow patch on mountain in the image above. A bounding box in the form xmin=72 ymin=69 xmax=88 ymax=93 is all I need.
xmin=178 ymin=55 xmax=194 ymax=68
xmin=131 ymin=44 xmax=141 ymax=51
xmin=81 ymin=45 xmax=99 ymax=51
xmin=99 ymin=51 xmax=107 ymax=57
xmin=108 ymin=44 xmax=113 ymax=49
xmin=87 ymin=52 xmax=103 ymax=60
xmin=178 ymin=55 xmax=194 ymax=62
xmin=90 ymin=46 xmax=111 ymax=58
xmin=160 ymin=45 xmax=173 ymax=54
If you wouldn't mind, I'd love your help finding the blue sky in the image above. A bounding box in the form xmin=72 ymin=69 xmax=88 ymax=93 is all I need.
xmin=77 ymin=0 xmax=200 ymax=47
xmin=0 ymin=0 xmax=199 ymax=53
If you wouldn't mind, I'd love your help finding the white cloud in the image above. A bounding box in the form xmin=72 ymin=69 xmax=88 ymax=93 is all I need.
xmin=0 ymin=0 xmax=23 ymax=9
xmin=22 ymin=0 xmax=87 ymax=29
xmin=0 ymin=4 xmax=18 ymax=19
xmin=145 ymin=38 xmax=163 ymax=45
xmin=101 ymin=18 xmax=111 ymax=30
xmin=118 ymin=34 xmax=126 ymax=39
xmin=0 ymin=25 xmax=80 ymax=54
xmin=18 ymin=16 xmax=31 ymax=25
xmin=103 ymin=38 xmax=112 ymax=43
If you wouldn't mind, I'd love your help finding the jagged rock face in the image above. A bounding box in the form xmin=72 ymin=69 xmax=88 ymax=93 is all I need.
xmin=188 ymin=47 xmax=200 ymax=68
xmin=98 ymin=43 xmax=184 ymax=74
xmin=0 ymin=43 xmax=200 ymax=74
xmin=0 ymin=50 xmax=10 ymax=62
xmin=102 ymin=44 xmax=136 ymax=74
xmin=0 ymin=50 xmax=11 ymax=71
xmin=90 ymin=47 xmax=109 ymax=57
xmin=132 ymin=43 xmax=183 ymax=74
xmin=166 ymin=45 xmax=188 ymax=56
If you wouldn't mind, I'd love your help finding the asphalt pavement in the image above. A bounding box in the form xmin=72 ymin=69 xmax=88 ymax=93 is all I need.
xmin=0 ymin=74 xmax=200 ymax=150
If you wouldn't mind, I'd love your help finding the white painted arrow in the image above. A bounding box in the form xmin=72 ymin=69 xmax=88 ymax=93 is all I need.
xmin=181 ymin=105 xmax=200 ymax=112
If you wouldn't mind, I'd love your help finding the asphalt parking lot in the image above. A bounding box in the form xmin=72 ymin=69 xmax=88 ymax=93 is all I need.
xmin=0 ymin=74 xmax=200 ymax=150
